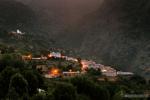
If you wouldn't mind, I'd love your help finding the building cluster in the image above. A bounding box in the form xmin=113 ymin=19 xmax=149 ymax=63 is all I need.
xmin=63 ymin=56 xmax=78 ymax=62
xmin=22 ymin=51 xmax=134 ymax=78
xmin=22 ymin=52 xmax=80 ymax=78
xmin=8 ymin=29 xmax=25 ymax=39
xmin=81 ymin=60 xmax=134 ymax=77
xmin=81 ymin=60 xmax=99 ymax=69
xmin=48 ymin=52 xmax=78 ymax=62
xmin=44 ymin=68 xmax=81 ymax=79
xmin=48 ymin=52 xmax=62 ymax=58
xmin=22 ymin=55 xmax=32 ymax=60
xmin=117 ymin=71 xmax=134 ymax=76
xmin=22 ymin=55 xmax=47 ymax=60
xmin=100 ymin=66 xmax=117 ymax=77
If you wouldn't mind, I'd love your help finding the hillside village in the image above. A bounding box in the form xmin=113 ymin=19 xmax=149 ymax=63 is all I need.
xmin=22 ymin=51 xmax=134 ymax=80
xmin=0 ymin=45 xmax=149 ymax=100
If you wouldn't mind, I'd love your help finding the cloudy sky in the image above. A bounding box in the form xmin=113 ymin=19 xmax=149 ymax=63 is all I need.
xmin=16 ymin=0 xmax=104 ymax=19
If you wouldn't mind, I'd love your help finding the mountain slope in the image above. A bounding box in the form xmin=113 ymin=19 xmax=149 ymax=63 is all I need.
xmin=55 ymin=0 xmax=150 ymax=77
xmin=0 ymin=0 xmax=56 ymax=50
xmin=0 ymin=0 xmax=37 ymax=31
xmin=18 ymin=0 xmax=150 ymax=77
xmin=0 ymin=0 xmax=149 ymax=77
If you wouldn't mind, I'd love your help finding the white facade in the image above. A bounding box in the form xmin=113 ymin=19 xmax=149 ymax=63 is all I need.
xmin=65 ymin=57 xmax=78 ymax=62
xmin=16 ymin=29 xmax=25 ymax=35
xmin=100 ymin=66 xmax=117 ymax=77
xmin=102 ymin=72 xmax=117 ymax=77
xmin=81 ymin=60 xmax=96 ymax=70
xmin=117 ymin=71 xmax=134 ymax=76
xmin=49 ymin=52 xmax=62 ymax=58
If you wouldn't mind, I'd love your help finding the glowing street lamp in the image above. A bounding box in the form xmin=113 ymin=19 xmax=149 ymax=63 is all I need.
xmin=53 ymin=69 xmax=59 ymax=74
xmin=50 ymin=68 xmax=60 ymax=76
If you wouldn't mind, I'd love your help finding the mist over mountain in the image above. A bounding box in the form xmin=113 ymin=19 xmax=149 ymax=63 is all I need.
xmin=53 ymin=0 xmax=148 ymax=78
xmin=0 ymin=0 xmax=150 ymax=77
xmin=55 ymin=0 xmax=150 ymax=77
xmin=15 ymin=0 xmax=104 ymax=36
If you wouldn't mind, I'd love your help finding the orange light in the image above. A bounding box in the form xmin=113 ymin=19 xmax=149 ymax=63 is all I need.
xmin=53 ymin=69 xmax=58 ymax=74
xmin=50 ymin=68 xmax=59 ymax=75
xmin=48 ymin=54 xmax=52 ymax=58
xmin=28 ymin=55 xmax=31 ymax=58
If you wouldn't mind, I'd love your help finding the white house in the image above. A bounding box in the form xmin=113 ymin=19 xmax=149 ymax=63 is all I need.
xmin=100 ymin=66 xmax=117 ymax=77
xmin=16 ymin=29 xmax=25 ymax=35
xmin=65 ymin=57 xmax=78 ymax=62
xmin=48 ymin=52 xmax=62 ymax=58
xmin=117 ymin=71 xmax=134 ymax=76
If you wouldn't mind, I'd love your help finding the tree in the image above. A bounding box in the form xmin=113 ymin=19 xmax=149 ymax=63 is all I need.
xmin=112 ymin=91 xmax=124 ymax=100
xmin=7 ymin=87 xmax=19 ymax=100
xmin=33 ymin=70 xmax=44 ymax=88
xmin=70 ymin=76 xmax=110 ymax=100
xmin=0 ymin=54 xmax=25 ymax=72
xmin=0 ymin=67 xmax=17 ymax=98
xmin=22 ymin=70 xmax=39 ymax=96
xmin=31 ymin=93 xmax=47 ymax=100
xmin=77 ymin=94 xmax=90 ymax=100
xmin=86 ymin=68 xmax=102 ymax=76
xmin=12 ymin=59 xmax=25 ymax=70
xmin=0 ymin=54 xmax=13 ymax=72
xmin=7 ymin=87 xmax=29 ymax=100
xmin=93 ymin=85 xmax=110 ymax=100
xmin=106 ymin=85 xmax=123 ymax=98
xmin=70 ymin=76 xmax=95 ymax=95
xmin=9 ymin=73 xmax=28 ymax=97
xmin=130 ymin=75 xmax=146 ymax=85
xmin=53 ymin=83 xmax=77 ymax=100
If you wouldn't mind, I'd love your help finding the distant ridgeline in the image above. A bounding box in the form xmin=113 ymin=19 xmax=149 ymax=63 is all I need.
xmin=0 ymin=0 xmax=36 ymax=31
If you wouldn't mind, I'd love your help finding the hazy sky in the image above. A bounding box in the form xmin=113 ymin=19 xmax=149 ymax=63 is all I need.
xmin=15 ymin=0 xmax=104 ymax=24
xmin=16 ymin=0 xmax=104 ymax=15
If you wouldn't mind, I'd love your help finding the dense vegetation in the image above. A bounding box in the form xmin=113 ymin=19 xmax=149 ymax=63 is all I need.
xmin=0 ymin=45 xmax=149 ymax=100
